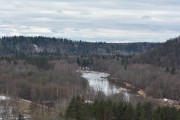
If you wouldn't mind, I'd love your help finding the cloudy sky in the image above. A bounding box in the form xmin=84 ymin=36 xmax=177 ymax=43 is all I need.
xmin=0 ymin=0 xmax=180 ymax=42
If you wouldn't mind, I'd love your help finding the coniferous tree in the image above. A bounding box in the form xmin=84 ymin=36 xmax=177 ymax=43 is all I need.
xmin=77 ymin=57 xmax=80 ymax=66
xmin=171 ymin=67 xmax=176 ymax=74
xmin=165 ymin=67 xmax=169 ymax=72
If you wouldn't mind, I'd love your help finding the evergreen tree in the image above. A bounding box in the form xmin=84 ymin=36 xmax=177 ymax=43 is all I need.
xmin=165 ymin=67 xmax=169 ymax=72
xmin=171 ymin=67 xmax=176 ymax=74
xmin=77 ymin=57 xmax=80 ymax=66
xmin=66 ymin=97 xmax=180 ymax=120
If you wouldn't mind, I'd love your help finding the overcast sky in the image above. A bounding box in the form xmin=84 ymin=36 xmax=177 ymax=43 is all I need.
xmin=0 ymin=0 xmax=180 ymax=42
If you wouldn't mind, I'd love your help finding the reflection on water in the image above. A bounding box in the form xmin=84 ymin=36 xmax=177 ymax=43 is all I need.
xmin=81 ymin=71 xmax=130 ymax=101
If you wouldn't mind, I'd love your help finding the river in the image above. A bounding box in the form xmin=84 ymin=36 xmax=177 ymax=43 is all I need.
xmin=81 ymin=70 xmax=179 ymax=107
xmin=81 ymin=70 xmax=130 ymax=101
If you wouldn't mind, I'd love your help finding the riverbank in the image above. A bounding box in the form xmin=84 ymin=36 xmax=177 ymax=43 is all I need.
xmin=107 ymin=77 xmax=180 ymax=108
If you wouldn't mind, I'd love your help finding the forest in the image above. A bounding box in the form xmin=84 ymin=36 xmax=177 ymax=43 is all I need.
xmin=66 ymin=96 xmax=180 ymax=120
xmin=134 ymin=36 xmax=180 ymax=68
xmin=0 ymin=36 xmax=159 ymax=55
xmin=0 ymin=36 xmax=179 ymax=119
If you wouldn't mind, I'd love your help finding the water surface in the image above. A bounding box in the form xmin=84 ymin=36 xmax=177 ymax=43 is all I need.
xmin=81 ymin=71 xmax=130 ymax=101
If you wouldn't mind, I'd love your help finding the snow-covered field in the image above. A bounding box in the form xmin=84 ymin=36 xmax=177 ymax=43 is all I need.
xmin=0 ymin=95 xmax=31 ymax=120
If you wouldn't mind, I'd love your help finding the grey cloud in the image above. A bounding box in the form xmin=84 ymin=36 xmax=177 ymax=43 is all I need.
xmin=0 ymin=0 xmax=180 ymax=42
xmin=142 ymin=15 xmax=152 ymax=20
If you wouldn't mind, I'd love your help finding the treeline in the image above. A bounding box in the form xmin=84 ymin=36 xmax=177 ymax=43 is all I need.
xmin=0 ymin=36 xmax=159 ymax=55
xmin=66 ymin=96 xmax=180 ymax=120
xmin=76 ymin=54 xmax=130 ymax=67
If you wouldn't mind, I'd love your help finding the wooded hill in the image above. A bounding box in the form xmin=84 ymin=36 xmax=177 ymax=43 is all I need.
xmin=134 ymin=36 xmax=180 ymax=68
xmin=0 ymin=36 xmax=159 ymax=55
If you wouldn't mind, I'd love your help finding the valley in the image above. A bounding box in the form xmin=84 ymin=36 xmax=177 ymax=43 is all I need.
xmin=0 ymin=36 xmax=179 ymax=119
xmin=1 ymin=0 xmax=180 ymax=119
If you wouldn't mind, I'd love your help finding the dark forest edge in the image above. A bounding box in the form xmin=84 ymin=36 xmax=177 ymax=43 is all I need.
xmin=0 ymin=36 xmax=159 ymax=55
xmin=65 ymin=96 xmax=180 ymax=120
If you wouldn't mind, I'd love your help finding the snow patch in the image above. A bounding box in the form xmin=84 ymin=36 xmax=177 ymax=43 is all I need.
xmin=85 ymin=100 xmax=93 ymax=104
xmin=33 ymin=44 xmax=40 ymax=52
xmin=0 ymin=95 xmax=9 ymax=101
xmin=159 ymin=98 xmax=178 ymax=105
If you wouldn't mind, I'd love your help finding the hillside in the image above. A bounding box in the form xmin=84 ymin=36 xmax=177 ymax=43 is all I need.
xmin=134 ymin=36 xmax=180 ymax=68
xmin=0 ymin=36 xmax=159 ymax=56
